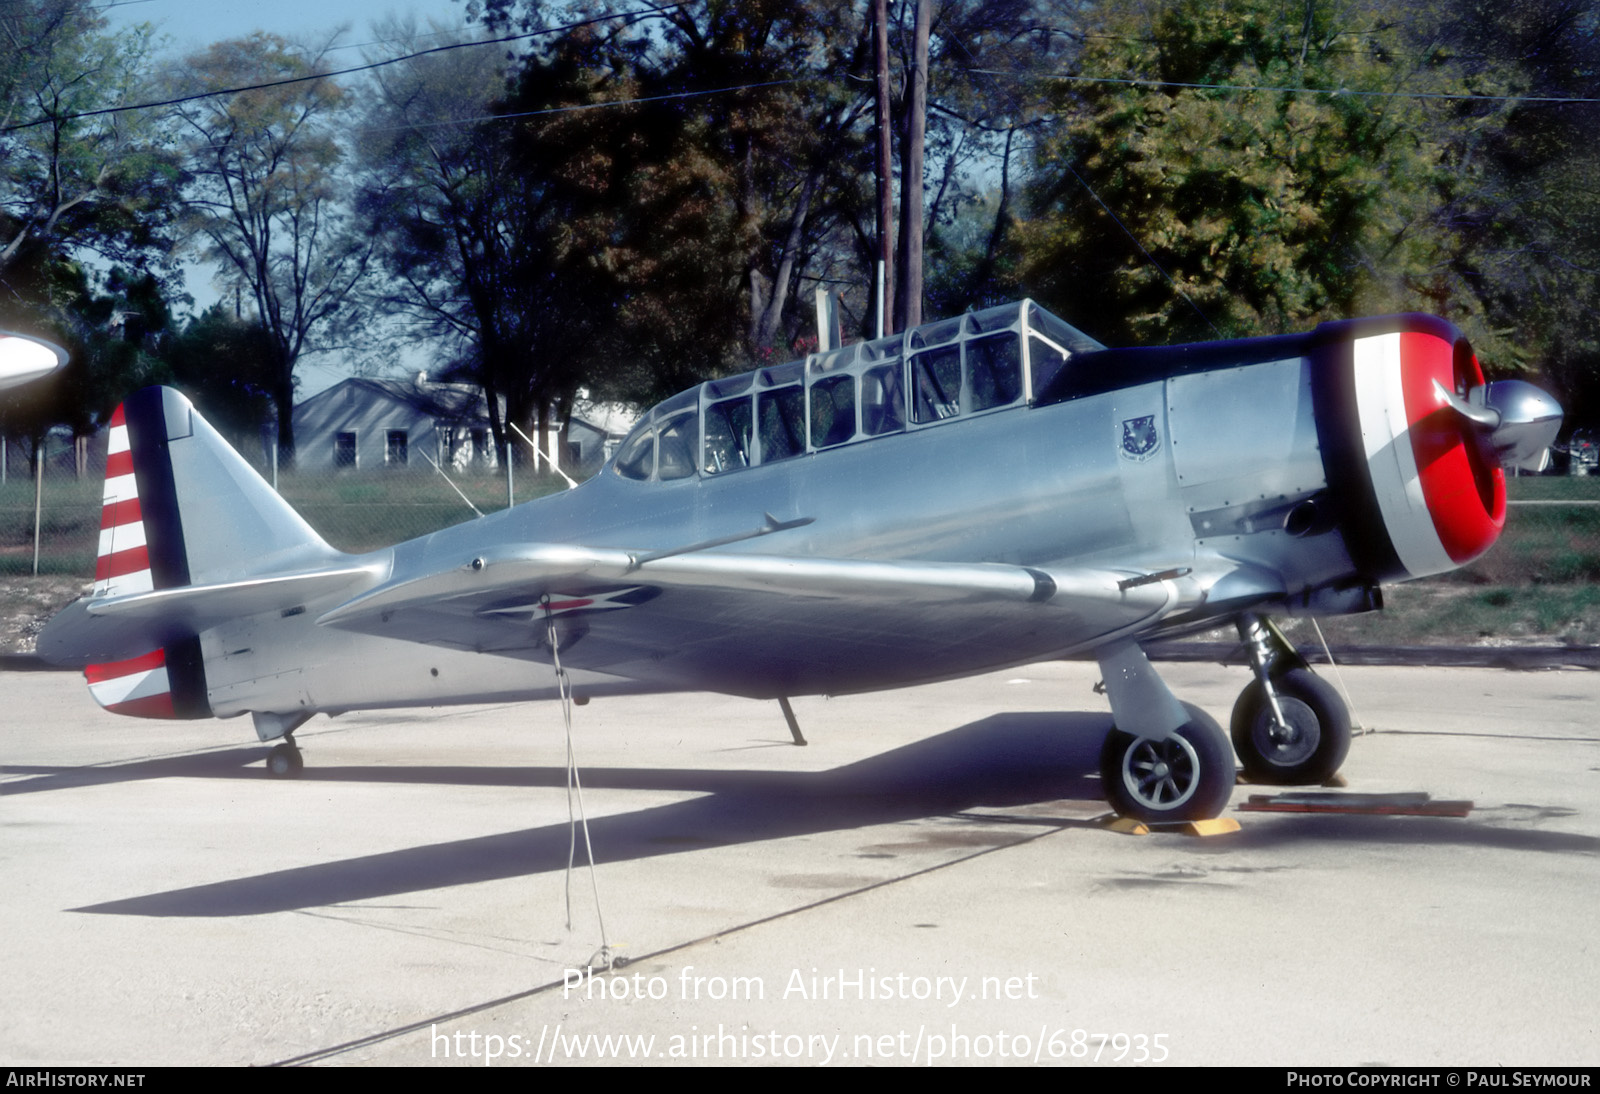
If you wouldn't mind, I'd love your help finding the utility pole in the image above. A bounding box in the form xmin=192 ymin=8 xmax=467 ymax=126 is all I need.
xmin=874 ymin=0 xmax=896 ymax=337
xmin=895 ymin=0 xmax=930 ymax=332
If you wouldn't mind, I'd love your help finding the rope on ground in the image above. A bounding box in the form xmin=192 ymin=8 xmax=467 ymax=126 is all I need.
xmin=543 ymin=596 xmax=614 ymax=971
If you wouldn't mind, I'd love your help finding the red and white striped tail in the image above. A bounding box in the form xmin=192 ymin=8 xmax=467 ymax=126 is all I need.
xmin=85 ymin=648 xmax=179 ymax=719
xmin=85 ymin=399 xmax=202 ymax=719
xmin=54 ymin=385 xmax=322 ymax=719
xmin=94 ymin=405 xmax=154 ymax=598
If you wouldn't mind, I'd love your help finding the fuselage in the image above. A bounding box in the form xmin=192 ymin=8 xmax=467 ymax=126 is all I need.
xmin=197 ymin=302 xmax=1504 ymax=719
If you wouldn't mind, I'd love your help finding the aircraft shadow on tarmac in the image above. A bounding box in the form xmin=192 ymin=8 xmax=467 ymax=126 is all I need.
xmin=48 ymin=710 xmax=1600 ymax=918
xmin=69 ymin=712 xmax=1110 ymax=918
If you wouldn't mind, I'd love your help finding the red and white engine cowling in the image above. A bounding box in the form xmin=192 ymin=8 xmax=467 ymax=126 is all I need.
xmin=1346 ymin=325 xmax=1505 ymax=581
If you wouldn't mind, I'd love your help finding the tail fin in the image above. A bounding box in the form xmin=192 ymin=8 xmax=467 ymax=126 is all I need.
xmin=99 ymin=386 xmax=336 ymax=593
xmin=62 ymin=387 xmax=346 ymax=719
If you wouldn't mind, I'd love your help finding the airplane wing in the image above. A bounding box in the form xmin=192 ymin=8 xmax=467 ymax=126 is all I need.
xmin=313 ymin=544 xmax=1211 ymax=698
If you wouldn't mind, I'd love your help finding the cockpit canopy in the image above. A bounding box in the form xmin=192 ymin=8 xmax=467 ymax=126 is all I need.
xmin=612 ymin=299 xmax=1103 ymax=482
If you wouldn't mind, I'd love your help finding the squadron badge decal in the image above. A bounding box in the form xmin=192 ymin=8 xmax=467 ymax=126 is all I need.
xmin=1120 ymin=415 xmax=1161 ymax=462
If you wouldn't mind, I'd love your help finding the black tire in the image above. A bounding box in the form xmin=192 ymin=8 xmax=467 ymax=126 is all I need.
xmin=266 ymin=743 xmax=304 ymax=778
xmin=1100 ymin=703 xmax=1235 ymax=822
xmin=1230 ymin=668 xmax=1350 ymax=785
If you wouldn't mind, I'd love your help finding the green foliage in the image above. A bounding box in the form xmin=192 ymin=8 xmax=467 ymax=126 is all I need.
xmin=354 ymin=19 xmax=619 ymax=455
xmin=0 ymin=266 xmax=179 ymax=448
xmin=1015 ymin=0 xmax=1510 ymax=347
xmin=1425 ymin=1 xmax=1600 ymax=412
xmin=0 ymin=1 xmax=181 ymax=291
xmin=0 ymin=0 xmax=182 ymax=427
xmin=362 ymin=2 xmax=1080 ymax=409
xmin=492 ymin=0 xmax=875 ymax=399
xmin=164 ymin=305 xmax=277 ymax=446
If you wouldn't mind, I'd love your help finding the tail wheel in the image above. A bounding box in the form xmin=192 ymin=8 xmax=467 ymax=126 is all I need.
xmin=266 ymin=742 xmax=304 ymax=779
xmin=1230 ymin=668 xmax=1350 ymax=785
xmin=1100 ymin=703 xmax=1235 ymax=823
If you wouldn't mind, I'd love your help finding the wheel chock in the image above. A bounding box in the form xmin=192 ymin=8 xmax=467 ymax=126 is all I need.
xmin=1322 ymin=772 xmax=1349 ymax=788
xmin=1180 ymin=818 xmax=1242 ymax=837
xmin=1100 ymin=815 xmax=1241 ymax=837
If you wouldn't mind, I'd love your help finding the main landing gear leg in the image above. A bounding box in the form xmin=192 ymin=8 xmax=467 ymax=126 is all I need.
xmin=1095 ymin=642 xmax=1234 ymax=823
xmin=1230 ymin=613 xmax=1351 ymax=785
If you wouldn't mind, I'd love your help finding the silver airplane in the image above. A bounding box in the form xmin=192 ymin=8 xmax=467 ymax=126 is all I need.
xmin=38 ymin=300 xmax=1562 ymax=823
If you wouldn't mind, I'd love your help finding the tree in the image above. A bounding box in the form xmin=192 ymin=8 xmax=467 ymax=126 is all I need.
xmin=1 ymin=1 xmax=178 ymax=286
xmin=0 ymin=265 xmax=180 ymax=467
xmin=865 ymin=0 xmax=1084 ymax=328
xmin=1418 ymin=0 xmax=1600 ymax=415
xmin=1 ymin=0 xmax=180 ymax=378
xmin=471 ymin=0 xmax=879 ymax=385
xmin=1014 ymin=0 xmax=1495 ymax=347
xmin=164 ymin=304 xmax=277 ymax=449
xmin=355 ymin=21 xmax=618 ymax=464
xmin=169 ymin=34 xmax=368 ymax=465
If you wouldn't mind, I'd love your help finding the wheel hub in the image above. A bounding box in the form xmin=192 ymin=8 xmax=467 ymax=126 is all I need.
xmin=1121 ymin=735 xmax=1200 ymax=810
xmin=1253 ymin=697 xmax=1318 ymax=765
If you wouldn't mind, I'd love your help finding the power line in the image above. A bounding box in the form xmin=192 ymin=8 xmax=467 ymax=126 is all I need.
xmin=0 ymin=5 xmax=686 ymax=135
xmin=360 ymin=77 xmax=821 ymax=135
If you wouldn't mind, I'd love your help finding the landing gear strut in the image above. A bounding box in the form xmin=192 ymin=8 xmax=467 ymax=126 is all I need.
xmin=1230 ymin=613 xmax=1350 ymax=785
xmin=266 ymin=738 xmax=304 ymax=778
xmin=254 ymin=711 xmax=313 ymax=779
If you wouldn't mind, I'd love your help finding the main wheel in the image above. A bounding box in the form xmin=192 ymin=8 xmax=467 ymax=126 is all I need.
xmin=1100 ymin=704 xmax=1235 ymax=823
xmin=1230 ymin=668 xmax=1350 ymax=785
xmin=266 ymin=742 xmax=304 ymax=778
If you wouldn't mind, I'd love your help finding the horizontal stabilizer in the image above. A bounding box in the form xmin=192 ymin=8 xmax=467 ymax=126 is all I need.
xmin=38 ymin=565 xmax=381 ymax=668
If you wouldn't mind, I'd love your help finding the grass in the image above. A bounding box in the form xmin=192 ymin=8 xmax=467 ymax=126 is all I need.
xmin=274 ymin=468 xmax=568 ymax=552
xmin=1441 ymin=478 xmax=1600 ymax=586
xmin=0 ymin=478 xmax=102 ymax=576
xmin=1270 ymin=583 xmax=1600 ymax=648
xmin=0 ymin=466 xmax=571 ymax=565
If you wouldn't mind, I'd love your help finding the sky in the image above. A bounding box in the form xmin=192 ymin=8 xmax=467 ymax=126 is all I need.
xmin=107 ymin=0 xmax=475 ymax=57
xmin=106 ymin=0 xmax=483 ymax=394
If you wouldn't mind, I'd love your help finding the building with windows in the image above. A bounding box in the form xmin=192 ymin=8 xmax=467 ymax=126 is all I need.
xmin=292 ymin=376 xmax=627 ymax=475
xmin=293 ymin=376 xmax=495 ymax=473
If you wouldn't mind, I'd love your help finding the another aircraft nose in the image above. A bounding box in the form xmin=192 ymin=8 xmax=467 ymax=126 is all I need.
xmin=0 ymin=331 xmax=67 ymax=391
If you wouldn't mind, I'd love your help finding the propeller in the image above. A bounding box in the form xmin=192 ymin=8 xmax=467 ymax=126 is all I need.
xmin=1433 ymin=379 xmax=1562 ymax=472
